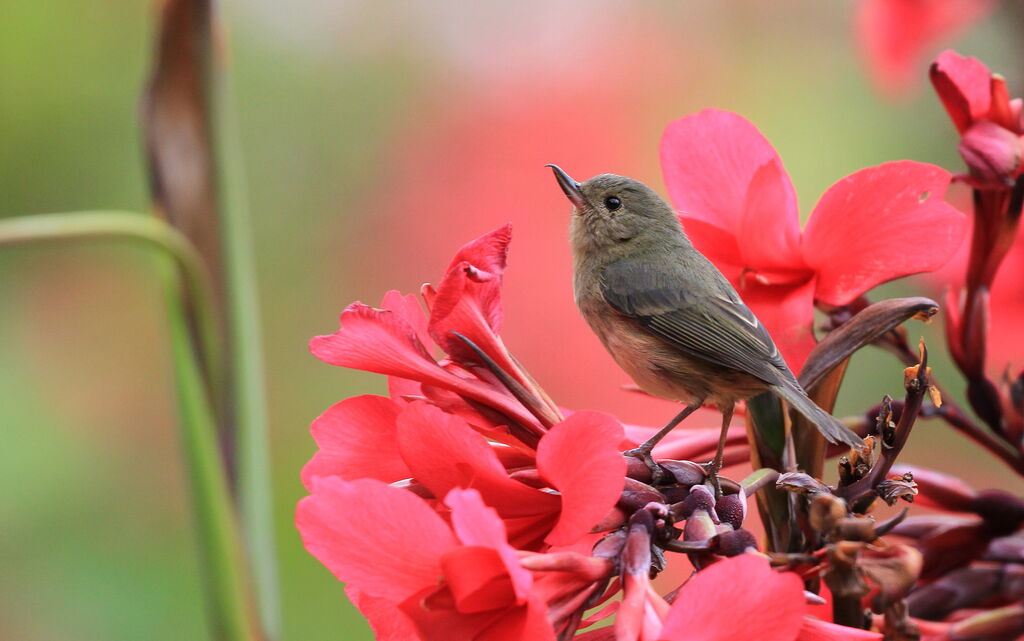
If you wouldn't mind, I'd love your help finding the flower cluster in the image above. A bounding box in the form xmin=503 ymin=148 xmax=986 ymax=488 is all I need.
xmin=298 ymin=224 xmax=885 ymax=640
xmin=299 ymin=51 xmax=1024 ymax=641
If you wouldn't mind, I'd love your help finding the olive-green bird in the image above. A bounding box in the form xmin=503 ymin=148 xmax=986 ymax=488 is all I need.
xmin=547 ymin=165 xmax=863 ymax=483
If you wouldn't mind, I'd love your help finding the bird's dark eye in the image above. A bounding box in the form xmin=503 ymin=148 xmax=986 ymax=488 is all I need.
xmin=604 ymin=196 xmax=622 ymax=211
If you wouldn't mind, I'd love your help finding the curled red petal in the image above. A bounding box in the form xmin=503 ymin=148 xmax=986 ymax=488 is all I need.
xmin=302 ymin=395 xmax=410 ymax=489
xmin=661 ymin=109 xmax=800 ymax=242
xmin=445 ymin=488 xmax=533 ymax=605
xmin=395 ymin=402 xmax=555 ymax=519
xmin=536 ymin=411 xmax=627 ymax=546
xmin=803 ymin=161 xmax=967 ymax=306
xmin=428 ymin=225 xmax=521 ymax=374
xmin=930 ymin=49 xmax=994 ymax=134
xmin=296 ymin=477 xmax=455 ymax=602
xmin=311 ymin=302 xmax=541 ymax=432
xmin=958 ymin=120 xmax=1022 ymax=184
xmin=659 ymin=554 xmax=805 ymax=641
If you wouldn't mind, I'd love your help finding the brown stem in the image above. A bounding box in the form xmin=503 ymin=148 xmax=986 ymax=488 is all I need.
xmin=893 ymin=341 xmax=1024 ymax=474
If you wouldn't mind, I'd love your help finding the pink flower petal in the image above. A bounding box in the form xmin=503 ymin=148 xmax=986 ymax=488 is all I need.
xmin=536 ymin=411 xmax=627 ymax=546
xmin=740 ymin=278 xmax=818 ymax=373
xmin=345 ymin=586 xmax=420 ymax=641
xmin=738 ymin=159 xmax=804 ymax=275
xmin=445 ymin=488 xmax=533 ymax=604
xmin=429 ymin=225 xmax=523 ymax=380
xmin=395 ymin=402 xmax=556 ymax=519
xmin=659 ymin=554 xmax=805 ymax=641
xmin=798 ymin=617 xmax=882 ymax=641
xmin=381 ymin=290 xmax=433 ymax=352
xmin=296 ymin=477 xmax=455 ymax=602
xmin=679 ymin=217 xmax=744 ymax=282
xmin=311 ymin=303 xmax=541 ymax=432
xmin=803 ymin=161 xmax=967 ymax=306
xmin=859 ymin=1 xmax=994 ymax=99
xmin=930 ymin=49 xmax=995 ymax=134
xmin=301 ymin=395 xmax=411 ymax=489
xmin=311 ymin=302 xmax=437 ymax=376
xmin=661 ymin=110 xmax=800 ymax=247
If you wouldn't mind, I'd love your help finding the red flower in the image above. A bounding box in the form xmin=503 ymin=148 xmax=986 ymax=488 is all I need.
xmin=856 ymin=0 xmax=995 ymax=97
xmin=298 ymin=480 xmax=562 ymax=641
xmin=660 ymin=108 xmax=967 ymax=368
xmin=303 ymin=395 xmax=627 ymax=549
xmin=931 ymin=49 xmax=1024 ymax=186
xmin=658 ymin=554 xmax=883 ymax=641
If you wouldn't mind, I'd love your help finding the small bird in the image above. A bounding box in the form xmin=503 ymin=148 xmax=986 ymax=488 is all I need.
xmin=547 ymin=165 xmax=863 ymax=485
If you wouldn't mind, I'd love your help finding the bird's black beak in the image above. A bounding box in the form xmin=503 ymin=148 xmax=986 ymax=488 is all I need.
xmin=546 ymin=164 xmax=587 ymax=209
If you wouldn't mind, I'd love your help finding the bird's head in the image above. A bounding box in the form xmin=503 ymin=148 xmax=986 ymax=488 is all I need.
xmin=547 ymin=165 xmax=688 ymax=260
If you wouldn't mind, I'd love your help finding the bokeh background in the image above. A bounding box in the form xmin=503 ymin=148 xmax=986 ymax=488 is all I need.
xmin=2 ymin=1 xmax=1022 ymax=639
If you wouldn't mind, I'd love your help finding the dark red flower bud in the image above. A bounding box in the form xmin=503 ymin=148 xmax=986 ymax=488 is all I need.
xmin=715 ymin=491 xmax=747 ymax=530
xmin=674 ymin=485 xmax=716 ymax=521
xmin=715 ymin=529 xmax=757 ymax=557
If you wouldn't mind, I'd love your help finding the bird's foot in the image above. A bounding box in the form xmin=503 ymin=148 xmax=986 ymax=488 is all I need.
xmin=700 ymin=460 xmax=723 ymax=498
xmin=623 ymin=445 xmax=665 ymax=486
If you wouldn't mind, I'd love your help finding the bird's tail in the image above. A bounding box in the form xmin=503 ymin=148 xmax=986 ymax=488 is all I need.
xmin=769 ymin=382 xmax=864 ymax=449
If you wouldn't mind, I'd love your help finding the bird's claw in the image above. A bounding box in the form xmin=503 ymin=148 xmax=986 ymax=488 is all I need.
xmin=623 ymin=446 xmax=665 ymax=485
xmin=700 ymin=460 xmax=723 ymax=498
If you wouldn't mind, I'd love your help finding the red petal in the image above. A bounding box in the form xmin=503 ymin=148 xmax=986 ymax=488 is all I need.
xmin=302 ymin=395 xmax=411 ymax=489
xmin=445 ymin=488 xmax=533 ymax=604
xmin=738 ymin=159 xmax=804 ymax=274
xmin=345 ymin=587 xmax=420 ymax=641
xmin=536 ymin=411 xmax=627 ymax=546
xmin=798 ymin=618 xmax=882 ymax=641
xmin=381 ymin=290 xmax=432 ymax=352
xmin=661 ymin=110 xmax=800 ymax=249
xmin=296 ymin=477 xmax=455 ymax=601
xmin=311 ymin=303 xmax=541 ymax=432
xmin=428 ymin=225 xmax=523 ymax=380
xmin=958 ymin=120 xmax=1022 ymax=184
xmin=477 ymin=599 xmax=556 ymax=641
xmin=740 ymin=278 xmax=818 ymax=373
xmin=930 ymin=49 xmax=994 ymax=134
xmin=659 ymin=554 xmax=805 ymax=641
xmin=441 ymin=546 xmax=519 ymax=613
xmin=859 ymin=2 xmax=994 ymax=98
xmin=395 ymin=402 xmax=555 ymax=518
xmin=679 ymin=217 xmax=744 ymax=282
xmin=311 ymin=302 xmax=440 ymax=378
xmin=803 ymin=161 xmax=967 ymax=306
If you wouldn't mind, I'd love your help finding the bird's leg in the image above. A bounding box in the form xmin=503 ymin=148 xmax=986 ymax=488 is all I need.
xmin=623 ymin=400 xmax=703 ymax=485
xmin=702 ymin=403 xmax=735 ymax=498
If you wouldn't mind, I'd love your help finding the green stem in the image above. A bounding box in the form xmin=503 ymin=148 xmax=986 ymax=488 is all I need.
xmin=166 ymin=276 xmax=259 ymax=641
xmin=0 ymin=211 xmax=223 ymax=401
xmin=0 ymin=211 xmax=258 ymax=641
xmin=213 ymin=49 xmax=281 ymax=639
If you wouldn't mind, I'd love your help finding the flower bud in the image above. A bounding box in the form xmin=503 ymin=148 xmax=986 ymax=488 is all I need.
xmin=958 ymin=120 xmax=1022 ymax=187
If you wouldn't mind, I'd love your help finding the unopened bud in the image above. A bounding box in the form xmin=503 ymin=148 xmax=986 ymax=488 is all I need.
xmin=959 ymin=120 xmax=1022 ymax=187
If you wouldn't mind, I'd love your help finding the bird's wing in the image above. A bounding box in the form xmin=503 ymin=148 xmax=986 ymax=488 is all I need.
xmin=599 ymin=256 xmax=795 ymax=385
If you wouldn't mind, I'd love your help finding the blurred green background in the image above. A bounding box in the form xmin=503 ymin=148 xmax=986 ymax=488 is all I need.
xmin=1 ymin=1 xmax=1021 ymax=639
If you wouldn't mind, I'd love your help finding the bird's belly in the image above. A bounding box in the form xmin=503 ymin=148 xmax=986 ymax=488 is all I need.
xmin=583 ymin=307 xmax=766 ymax=405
